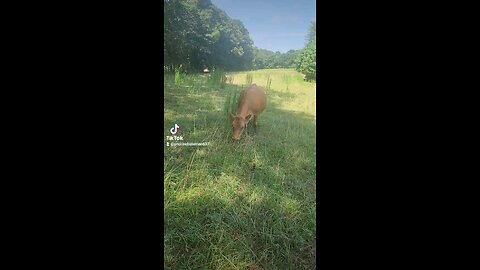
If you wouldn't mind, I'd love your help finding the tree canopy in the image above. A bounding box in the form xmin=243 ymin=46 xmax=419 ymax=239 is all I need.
xmin=306 ymin=21 xmax=316 ymax=45
xmin=295 ymin=21 xmax=316 ymax=81
xmin=164 ymin=0 xmax=254 ymax=72
xmin=164 ymin=0 xmax=316 ymax=77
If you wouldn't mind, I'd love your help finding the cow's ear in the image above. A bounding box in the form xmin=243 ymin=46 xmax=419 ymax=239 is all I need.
xmin=229 ymin=112 xmax=235 ymax=121
xmin=245 ymin=114 xmax=252 ymax=121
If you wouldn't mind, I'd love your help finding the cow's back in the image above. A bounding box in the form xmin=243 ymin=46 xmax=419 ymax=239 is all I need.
xmin=238 ymin=85 xmax=267 ymax=114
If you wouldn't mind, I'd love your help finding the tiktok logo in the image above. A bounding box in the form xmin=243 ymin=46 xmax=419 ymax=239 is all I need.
xmin=170 ymin=123 xmax=180 ymax=135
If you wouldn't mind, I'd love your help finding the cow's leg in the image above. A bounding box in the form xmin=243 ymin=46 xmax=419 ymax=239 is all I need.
xmin=253 ymin=115 xmax=259 ymax=134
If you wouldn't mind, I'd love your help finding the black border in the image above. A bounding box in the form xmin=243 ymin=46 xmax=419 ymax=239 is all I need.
xmin=17 ymin=3 xmax=166 ymax=267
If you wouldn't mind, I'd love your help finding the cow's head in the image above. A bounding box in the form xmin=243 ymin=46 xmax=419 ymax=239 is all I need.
xmin=230 ymin=112 xmax=252 ymax=140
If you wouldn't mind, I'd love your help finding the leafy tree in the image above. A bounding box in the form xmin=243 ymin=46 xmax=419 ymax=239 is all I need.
xmin=164 ymin=0 xmax=254 ymax=72
xmin=295 ymin=21 xmax=316 ymax=81
xmin=278 ymin=50 xmax=300 ymax=68
xmin=306 ymin=21 xmax=316 ymax=45
xmin=295 ymin=43 xmax=316 ymax=81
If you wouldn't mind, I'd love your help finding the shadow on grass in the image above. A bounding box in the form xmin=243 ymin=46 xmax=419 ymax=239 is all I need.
xmin=164 ymin=187 xmax=316 ymax=270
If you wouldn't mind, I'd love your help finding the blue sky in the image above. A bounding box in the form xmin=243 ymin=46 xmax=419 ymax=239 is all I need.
xmin=210 ymin=0 xmax=316 ymax=53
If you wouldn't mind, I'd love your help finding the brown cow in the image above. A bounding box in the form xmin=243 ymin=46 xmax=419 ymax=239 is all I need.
xmin=229 ymin=84 xmax=267 ymax=140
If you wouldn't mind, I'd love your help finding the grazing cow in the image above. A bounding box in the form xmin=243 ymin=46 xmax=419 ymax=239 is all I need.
xmin=229 ymin=84 xmax=267 ymax=140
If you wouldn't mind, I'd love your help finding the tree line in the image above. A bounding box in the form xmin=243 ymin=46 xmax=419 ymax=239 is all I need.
xmin=164 ymin=0 xmax=316 ymax=81
xmin=252 ymin=48 xmax=301 ymax=70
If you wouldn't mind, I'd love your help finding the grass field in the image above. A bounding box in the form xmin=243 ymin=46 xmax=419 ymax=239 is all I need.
xmin=164 ymin=68 xmax=316 ymax=269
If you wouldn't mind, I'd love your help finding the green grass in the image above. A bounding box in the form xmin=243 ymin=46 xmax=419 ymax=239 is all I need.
xmin=164 ymin=68 xmax=316 ymax=269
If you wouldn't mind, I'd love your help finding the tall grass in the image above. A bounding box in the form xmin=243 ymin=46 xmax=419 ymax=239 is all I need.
xmin=246 ymin=73 xmax=253 ymax=86
xmin=208 ymin=68 xmax=227 ymax=89
xmin=226 ymin=75 xmax=234 ymax=84
xmin=266 ymin=75 xmax=272 ymax=91
xmin=223 ymin=89 xmax=240 ymax=119
xmin=282 ymin=74 xmax=291 ymax=92
xmin=174 ymin=65 xmax=185 ymax=86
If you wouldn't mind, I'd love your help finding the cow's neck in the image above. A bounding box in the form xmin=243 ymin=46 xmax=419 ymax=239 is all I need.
xmin=237 ymin=105 xmax=251 ymax=119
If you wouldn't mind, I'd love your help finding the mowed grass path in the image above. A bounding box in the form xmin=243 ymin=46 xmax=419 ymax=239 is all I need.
xmin=164 ymin=69 xmax=316 ymax=269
